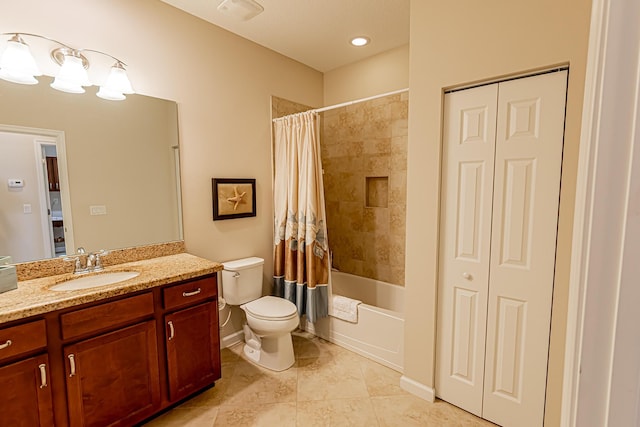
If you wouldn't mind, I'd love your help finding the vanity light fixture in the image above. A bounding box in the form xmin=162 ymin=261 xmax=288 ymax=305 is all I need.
xmin=0 ymin=32 xmax=134 ymax=100
xmin=350 ymin=36 xmax=371 ymax=47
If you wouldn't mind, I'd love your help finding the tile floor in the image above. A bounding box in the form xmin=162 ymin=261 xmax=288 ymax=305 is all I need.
xmin=143 ymin=330 xmax=497 ymax=426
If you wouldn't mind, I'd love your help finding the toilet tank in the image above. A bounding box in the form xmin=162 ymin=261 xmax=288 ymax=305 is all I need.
xmin=221 ymin=257 xmax=265 ymax=305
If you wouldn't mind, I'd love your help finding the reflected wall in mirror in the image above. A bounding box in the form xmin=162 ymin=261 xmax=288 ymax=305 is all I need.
xmin=0 ymin=77 xmax=182 ymax=263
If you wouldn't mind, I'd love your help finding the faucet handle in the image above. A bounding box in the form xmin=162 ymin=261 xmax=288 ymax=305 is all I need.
xmin=63 ymin=255 xmax=83 ymax=273
xmin=93 ymin=250 xmax=109 ymax=271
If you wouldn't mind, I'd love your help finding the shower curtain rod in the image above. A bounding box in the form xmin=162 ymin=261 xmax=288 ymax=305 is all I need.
xmin=272 ymin=88 xmax=409 ymax=121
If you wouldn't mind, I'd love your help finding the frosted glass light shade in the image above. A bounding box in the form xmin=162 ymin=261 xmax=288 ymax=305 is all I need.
xmin=96 ymin=86 xmax=126 ymax=101
xmin=97 ymin=63 xmax=133 ymax=100
xmin=51 ymin=55 xmax=90 ymax=94
xmin=0 ymin=39 xmax=42 ymax=85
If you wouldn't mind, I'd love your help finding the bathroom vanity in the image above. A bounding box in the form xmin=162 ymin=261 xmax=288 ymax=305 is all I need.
xmin=0 ymin=249 xmax=223 ymax=426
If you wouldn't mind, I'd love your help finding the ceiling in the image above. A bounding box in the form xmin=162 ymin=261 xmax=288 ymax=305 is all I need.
xmin=160 ymin=0 xmax=410 ymax=72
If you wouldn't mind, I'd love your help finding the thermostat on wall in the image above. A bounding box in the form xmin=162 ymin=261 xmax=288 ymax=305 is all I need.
xmin=7 ymin=179 xmax=24 ymax=188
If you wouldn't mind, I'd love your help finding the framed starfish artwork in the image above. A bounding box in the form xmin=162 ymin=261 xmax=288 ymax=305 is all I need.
xmin=212 ymin=178 xmax=256 ymax=220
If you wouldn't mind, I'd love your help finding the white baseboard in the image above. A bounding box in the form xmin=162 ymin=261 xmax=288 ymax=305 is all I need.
xmin=221 ymin=329 xmax=244 ymax=349
xmin=400 ymin=375 xmax=435 ymax=402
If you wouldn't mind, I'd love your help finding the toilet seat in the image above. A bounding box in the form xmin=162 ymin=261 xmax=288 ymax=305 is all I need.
xmin=243 ymin=296 xmax=298 ymax=321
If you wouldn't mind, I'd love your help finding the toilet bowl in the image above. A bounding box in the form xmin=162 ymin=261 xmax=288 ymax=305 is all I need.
xmin=241 ymin=296 xmax=299 ymax=371
xmin=221 ymin=257 xmax=299 ymax=371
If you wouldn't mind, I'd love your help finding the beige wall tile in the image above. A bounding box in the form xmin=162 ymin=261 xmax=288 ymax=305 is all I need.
xmin=322 ymin=94 xmax=408 ymax=285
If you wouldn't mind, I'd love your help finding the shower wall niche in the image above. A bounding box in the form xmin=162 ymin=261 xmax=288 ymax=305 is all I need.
xmin=321 ymin=92 xmax=408 ymax=286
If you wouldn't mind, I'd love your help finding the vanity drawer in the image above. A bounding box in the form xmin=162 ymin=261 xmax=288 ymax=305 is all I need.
xmin=61 ymin=293 xmax=154 ymax=340
xmin=163 ymin=277 xmax=216 ymax=311
xmin=0 ymin=319 xmax=47 ymax=363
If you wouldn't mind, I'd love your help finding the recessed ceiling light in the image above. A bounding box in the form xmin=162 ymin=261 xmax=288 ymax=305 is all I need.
xmin=350 ymin=36 xmax=370 ymax=47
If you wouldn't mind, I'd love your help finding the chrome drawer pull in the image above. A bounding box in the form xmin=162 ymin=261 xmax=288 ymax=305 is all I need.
xmin=0 ymin=339 xmax=12 ymax=350
xmin=68 ymin=354 xmax=76 ymax=377
xmin=38 ymin=364 xmax=48 ymax=388
xmin=168 ymin=321 xmax=175 ymax=340
xmin=182 ymin=288 xmax=202 ymax=297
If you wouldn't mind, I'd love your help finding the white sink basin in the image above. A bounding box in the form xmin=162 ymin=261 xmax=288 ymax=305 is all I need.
xmin=49 ymin=271 xmax=140 ymax=291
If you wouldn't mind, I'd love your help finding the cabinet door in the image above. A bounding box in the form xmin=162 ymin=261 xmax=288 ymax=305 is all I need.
xmin=65 ymin=320 xmax=160 ymax=427
xmin=165 ymin=301 xmax=221 ymax=401
xmin=0 ymin=354 xmax=54 ymax=427
xmin=45 ymin=157 xmax=59 ymax=191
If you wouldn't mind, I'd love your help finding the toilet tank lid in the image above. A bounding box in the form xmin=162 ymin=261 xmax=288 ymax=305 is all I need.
xmin=222 ymin=257 xmax=264 ymax=271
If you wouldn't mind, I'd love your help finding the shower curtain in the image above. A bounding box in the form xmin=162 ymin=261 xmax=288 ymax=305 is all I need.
xmin=272 ymin=111 xmax=329 ymax=323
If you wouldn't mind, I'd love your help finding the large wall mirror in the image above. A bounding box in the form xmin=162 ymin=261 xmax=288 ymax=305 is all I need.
xmin=0 ymin=77 xmax=182 ymax=263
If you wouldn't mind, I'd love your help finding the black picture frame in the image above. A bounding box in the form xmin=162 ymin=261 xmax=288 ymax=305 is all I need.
xmin=212 ymin=178 xmax=256 ymax=220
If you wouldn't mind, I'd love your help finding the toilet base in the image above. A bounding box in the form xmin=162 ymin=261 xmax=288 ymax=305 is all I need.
xmin=243 ymin=332 xmax=295 ymax=371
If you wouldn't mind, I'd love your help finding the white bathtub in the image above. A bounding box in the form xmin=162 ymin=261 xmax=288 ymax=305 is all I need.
xmin=304 ymin=271 xmax=405 ymax=372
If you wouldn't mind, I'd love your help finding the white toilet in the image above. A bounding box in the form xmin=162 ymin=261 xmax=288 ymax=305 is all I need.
xmin=221 ymin=257 xmax=299 ymax=371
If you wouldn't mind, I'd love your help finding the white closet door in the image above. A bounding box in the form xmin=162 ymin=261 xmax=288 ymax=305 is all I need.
xmin=435 ymin=84 xmax=498 ymax=415
xmin=482 ymin=71 xmax=567 ymax=427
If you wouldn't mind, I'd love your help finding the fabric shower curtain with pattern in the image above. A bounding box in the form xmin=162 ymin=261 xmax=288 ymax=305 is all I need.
xmin=272 ymin=111 xmax=329 ymax=323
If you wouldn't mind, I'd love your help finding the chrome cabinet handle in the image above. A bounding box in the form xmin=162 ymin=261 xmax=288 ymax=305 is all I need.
xmin=68 ymin=354 xmax=76 ymax=377
xmin=38 ymin=363 xmax=48 ymax=388
xmin=0 ymin=339 xmax=12 ymax=350
xmin=168 ymin=321 xmax=175 ymax=340
xmin=182 ymin=288 xmax=201 ymax=297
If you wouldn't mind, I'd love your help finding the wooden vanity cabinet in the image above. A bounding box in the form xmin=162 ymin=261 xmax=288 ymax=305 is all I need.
xmin=0 ymin=320 xmax=54 ymax=427
xmin=165 ymin=301 xmax=221 ymax=401
xmin=60 ymin=293 xmax=159 ymax=427
xmin=64 ymin=321 xmax=160 ymax=427
xmin=0 ymin=273 xmax=221 ymax=427
xmin=163 ymin=277 xmax=221 ymax=402
xmin=0 ymin=354 xmax=55 ymax=427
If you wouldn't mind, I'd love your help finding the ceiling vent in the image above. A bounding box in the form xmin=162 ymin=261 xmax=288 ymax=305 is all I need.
xmin=217 ymin=0 xmax=264 ymax=21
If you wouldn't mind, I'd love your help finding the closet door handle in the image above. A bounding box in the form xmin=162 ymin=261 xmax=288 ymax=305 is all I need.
xmin=462 ymin=272 xmax=472 ymax=280
xmin=68 ymin=354 xmax=76 ymax=377
xmin=38 ymin=363 xmax=48 ymax=388
xmin=168 ymin=321 xmax=175 ymax=340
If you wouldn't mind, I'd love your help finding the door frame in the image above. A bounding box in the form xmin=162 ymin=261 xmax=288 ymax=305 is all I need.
xmin=435 ymin=70 xmax=568 ymax=425
xmin=0 ymin=124 xmax=75 ymax=257
xmin=561 ymin=0 xmax=640 ymax=425
xmin=34 ymin=140 xmax=57 ymax=258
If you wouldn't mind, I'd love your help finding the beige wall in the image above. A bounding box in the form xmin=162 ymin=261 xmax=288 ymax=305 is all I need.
xmin=324 ymin=44 xmax=409 ymax=105
xmin=404 ymin=1 xmax=591 ymax=425
xmin=1 ymin=1 xmax=323 ymax=291
xmin=321 ymin=93 xmax=408 ymax=285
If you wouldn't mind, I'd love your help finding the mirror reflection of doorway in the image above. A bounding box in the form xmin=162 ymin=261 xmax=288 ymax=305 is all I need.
xmin=40 ymin=142 xmax=66 ymax=257
xmin=0 ymin=126 xmax=73 ymax=263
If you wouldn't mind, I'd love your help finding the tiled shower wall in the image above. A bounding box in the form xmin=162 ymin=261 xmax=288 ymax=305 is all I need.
xmin=271 ymin=94 xmax=408 ymax=286
xmin=321 ymin=93 xmax=408 ymax=286
xmin=271 ymin=96 xmax=312 ymax=119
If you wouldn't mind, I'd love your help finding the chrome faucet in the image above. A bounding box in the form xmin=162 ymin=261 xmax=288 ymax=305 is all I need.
xmin=64 ymin=248 xmax=108 ymax=274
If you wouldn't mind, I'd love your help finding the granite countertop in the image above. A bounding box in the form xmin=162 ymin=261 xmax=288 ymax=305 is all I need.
xmin=0 ymin=253 xmax=223 ymax=325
